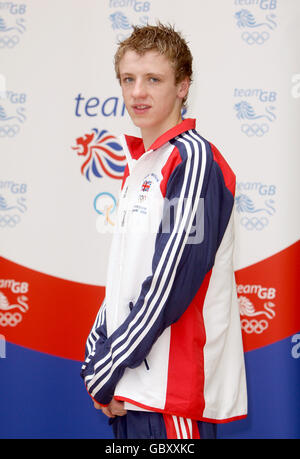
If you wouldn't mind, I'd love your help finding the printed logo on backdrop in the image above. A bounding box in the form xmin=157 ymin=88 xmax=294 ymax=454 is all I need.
xmin=0 ymin=279 xmax=29 ymax=328
xmin=0 ymin=2 xmax=27 ymax=49
xmin=73 ymin=92 xmax=183 ymax=119
xmin=233 ymin=88 xmax=277 ymax=136
xmin=72 ymin=128 xmax=126 ymax=181
xmin=74 ymin=93 xmax=127 ymax=118
xmin=238 ymin=284 xmax=276 ymax=335
xmin=108 ymin=0 xmax=152 ymax=42
xmin=94 ymin=192 xmax=117 ymax=233
xmin=234 ymin=0 xmax=277 ymax=45
xmin=235 ymin=181 xmax=276 ymax=231
xmin=0 ymin=180 xmax=27 ymax=227
xmin=0 ymin=90 xmax=27 ymax=137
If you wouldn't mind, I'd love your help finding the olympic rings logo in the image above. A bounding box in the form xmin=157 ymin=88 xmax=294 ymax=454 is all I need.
xmin=0 ymin=214 xmax=21 ymax=227
xmin=241 ymin=318 xmax=269 ymax=334
xmin=0 ymin=125 xmax=20 ymax=138
xmin=0 ymin=35 xmax=20 ymax=49
xmin=241 ymin=31 xmax=270 ymax=45
xmin=0 ymin=312 xmax=22 ymax=327
xmin=241 ymin=123 xmax=269 ymax=137
xmin=240 ymin=216 xmax=269 ymax=231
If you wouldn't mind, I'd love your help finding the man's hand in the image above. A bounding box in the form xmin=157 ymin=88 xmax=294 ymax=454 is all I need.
xmin=94 ymin=398 xmax=127 ymax=418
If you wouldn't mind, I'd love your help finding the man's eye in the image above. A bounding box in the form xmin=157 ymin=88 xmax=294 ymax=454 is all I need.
xmin=123 ymin=77 xmax=133 ymax=83
xmin=149 ymin=77 xmax=159 ymax=83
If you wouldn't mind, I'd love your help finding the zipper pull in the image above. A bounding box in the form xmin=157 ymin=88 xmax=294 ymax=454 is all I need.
xmin=121 ymin=210 xmax=126 ymax=227
xmin=123 ymin=185 xmax=128 ymax=198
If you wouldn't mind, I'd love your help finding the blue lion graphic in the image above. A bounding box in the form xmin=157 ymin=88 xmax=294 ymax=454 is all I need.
xmin=109 ymin=12 xmax=132 ymax=30
xmin=235 ymin=9 xmax=277 ymax=30
xmin=0 ymin=16 xmax=26 ymax=33
xmin=234 ymin=101 xmax=276 ymax=122
xmin=0 ymin=105 xmax=26 ymax=123
xmin=235 ymin=195 xmax=275 ymax=216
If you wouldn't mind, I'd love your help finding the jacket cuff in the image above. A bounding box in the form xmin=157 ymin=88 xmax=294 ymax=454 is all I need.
xmin=84 ymin=383 xmax=111 ymax=407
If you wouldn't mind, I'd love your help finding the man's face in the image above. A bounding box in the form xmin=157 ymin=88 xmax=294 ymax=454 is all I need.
xmin=119 ymin=50 xmax=188 ymax=140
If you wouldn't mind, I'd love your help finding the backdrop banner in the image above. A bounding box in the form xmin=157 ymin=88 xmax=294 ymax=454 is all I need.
xmin=0 ymin=0 xmax=299 ymax=439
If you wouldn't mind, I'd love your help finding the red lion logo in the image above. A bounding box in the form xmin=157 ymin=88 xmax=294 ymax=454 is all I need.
xmin=72 ymin=129 xmax=126 ymax=181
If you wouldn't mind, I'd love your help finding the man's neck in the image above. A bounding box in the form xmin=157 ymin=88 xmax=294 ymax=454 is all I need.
xmin=141 ymin=114 xmax=183 ymax=151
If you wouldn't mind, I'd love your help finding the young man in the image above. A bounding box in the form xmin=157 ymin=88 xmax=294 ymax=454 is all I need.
xmin=81 ymin=23 xmax=247 ymax=439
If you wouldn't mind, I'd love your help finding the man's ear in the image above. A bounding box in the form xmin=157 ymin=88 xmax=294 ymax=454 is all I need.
xmin=177 ymin=77 xmax=190 ymax=100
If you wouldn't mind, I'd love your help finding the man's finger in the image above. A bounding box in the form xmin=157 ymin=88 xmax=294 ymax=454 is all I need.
xmin=102 ymin=407 xmax=116 ymax=418
xmin=110 ymin=399 xmax=127 ymax=416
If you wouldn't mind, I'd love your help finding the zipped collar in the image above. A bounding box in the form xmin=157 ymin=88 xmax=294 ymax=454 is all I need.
xmin=119 ymin=118 xmax=196 ymax=166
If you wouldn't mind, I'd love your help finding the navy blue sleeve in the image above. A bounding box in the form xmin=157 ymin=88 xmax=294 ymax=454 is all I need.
xmin=80 ymin=300 xmax=107 ymax=377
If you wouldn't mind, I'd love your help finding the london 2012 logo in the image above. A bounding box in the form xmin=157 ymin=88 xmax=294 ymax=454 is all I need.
xmin=94 ymin=191 xmax=117 ymax=234
xmin=72 ymin=129 xmax=126 ymax=181
xmin=234 ymin=0 xmax=277 ymax=45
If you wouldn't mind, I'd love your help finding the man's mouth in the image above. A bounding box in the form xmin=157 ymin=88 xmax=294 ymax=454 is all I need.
xmin=132 ymin=104 xmax=151 ymax=114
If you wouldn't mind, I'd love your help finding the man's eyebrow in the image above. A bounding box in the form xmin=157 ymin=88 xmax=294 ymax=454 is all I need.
xmin=120 ymin=72 xmax=165 ymax=77
xmin=145 ymin=72 xmax=164 ymax=77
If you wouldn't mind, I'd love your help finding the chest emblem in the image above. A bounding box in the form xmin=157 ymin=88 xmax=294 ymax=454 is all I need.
xmin=141 ymin=179 xmax=152 ymax=192
xmin=138 ymin=173 xmax=159 ymax=203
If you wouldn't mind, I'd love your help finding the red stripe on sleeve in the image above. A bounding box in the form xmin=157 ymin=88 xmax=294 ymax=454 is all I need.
xmin=209 ymin=142 xmax=236 ymax=197
xmin=160 ymin=146 xmax=182 ymax=197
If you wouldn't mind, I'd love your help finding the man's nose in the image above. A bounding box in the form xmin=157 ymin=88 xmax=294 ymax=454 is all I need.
xmin=132 ymin=79 xmax=147 ymax=98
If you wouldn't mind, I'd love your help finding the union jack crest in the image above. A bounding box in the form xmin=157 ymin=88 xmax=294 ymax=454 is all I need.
xmin=141 ymin=180 xmax=152 ymax=192
xmin=72 ymin=129 xmax=126 ymax=181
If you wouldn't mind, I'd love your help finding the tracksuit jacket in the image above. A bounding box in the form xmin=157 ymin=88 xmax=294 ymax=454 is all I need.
xmin=81 ymin=118 xmax=247 ymax=423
